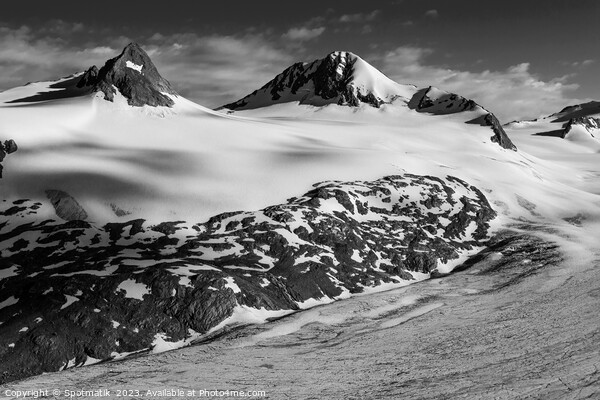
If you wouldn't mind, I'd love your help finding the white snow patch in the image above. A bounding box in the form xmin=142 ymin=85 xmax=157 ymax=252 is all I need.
xmin=116 ymin=279 xmax=150 ymax=300
xmin=126 ymin=61 xmax=143 ymax=73
xmin=296 ymin=296 xmax=335 ymax=310
xmin=178 ymin=276 xmax=193 ymax=288
xmin=350 ymin=249 xmax=363 ymax=262
xmin=151 ymin=333 xmax=185 ymax=354
xmin=60 ymin=295 xmax=79 ymax=310
xmin=19 ymin=326 xmax=28 ymax=332
xmin=112 ymin=320 xmax=120 ymax=328
xmin=0 ymin=296 xmax=19 ymax=310
xmin=223 ymin=277 xmax=241 ymax=293
xmin=259 ymin=278 xmax=270 ymax=288
xmin=0 ymin=265 xmax=19 ymax=280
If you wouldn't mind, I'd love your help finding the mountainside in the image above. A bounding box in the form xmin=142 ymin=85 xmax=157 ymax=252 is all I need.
xmin=222 ymin=51 xmax=417 ymax=110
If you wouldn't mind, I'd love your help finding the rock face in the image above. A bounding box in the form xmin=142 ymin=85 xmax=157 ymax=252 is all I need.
xmin=408 ymin=86 xmax=478 ymax=115
xmin=45 ymin=190 xmax=88 ymax=221
xmin=409 ymin=87 xmax=517 ymax=151
xmin=222 ymin=51 xmax=414 ymax=110
xmin=467 ymin=113 xmax=518 ymax=151
xmin=0 ymin=173 xmax=496 ymax=383
xmin=0 ymin=139 xmax=18 ymax=178
xmin=77 ymin=43 xmax=177 ymax=107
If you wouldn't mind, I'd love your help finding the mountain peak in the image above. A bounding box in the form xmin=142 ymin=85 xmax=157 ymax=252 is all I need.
xmin=77 ymin=42 xmax=177 ymax=107
xmin=221 ymin=51 xmax=415 ymax=110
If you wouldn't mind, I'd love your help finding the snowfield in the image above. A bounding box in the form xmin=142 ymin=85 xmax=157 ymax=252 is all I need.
xmin=2 ymin=83 xmax=594 ymax=228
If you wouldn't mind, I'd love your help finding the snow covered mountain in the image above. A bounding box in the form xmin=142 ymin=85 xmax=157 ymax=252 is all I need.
xmin=2 ymin=43 xmax=597 ymax=385
xmin=221 ymin=51 xmax=516 ymax=150
xmin=222 ymin=51 xmax=416 ymax=110
xmin=6 ymin=43 xmax=177 ymax=107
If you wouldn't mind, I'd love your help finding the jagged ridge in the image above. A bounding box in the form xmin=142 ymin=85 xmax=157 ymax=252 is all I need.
xmin=77 ymin=43 xmax=177 ymax=107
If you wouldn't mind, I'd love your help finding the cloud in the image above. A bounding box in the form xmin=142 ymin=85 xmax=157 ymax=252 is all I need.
xmin=339 ymin=10 xmax=380 ymax=23
xmin=424 ymin=9 xmax=439 ymax=18
xmin=282 ymin=26 xmax=325 ymax=41
xmin=376 ymin=46 xmax=585 ymax=121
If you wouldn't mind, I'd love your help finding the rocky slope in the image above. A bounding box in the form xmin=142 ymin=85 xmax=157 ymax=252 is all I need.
xmin=0 ymin=173 xmax=496 ymax=383
xmin=0 ymin=139 xmax=17 ymax=178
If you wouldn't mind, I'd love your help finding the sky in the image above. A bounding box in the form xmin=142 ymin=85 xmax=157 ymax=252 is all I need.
xmin=1 ymin=0 xmax=599 ymax=121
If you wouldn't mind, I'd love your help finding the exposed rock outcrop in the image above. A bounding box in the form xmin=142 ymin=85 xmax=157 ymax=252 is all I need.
xmin=466 ymin=113 xmax=518 ymax=151
xmin=0 ymin=139 xmax=18 ymax=178
xmin=0 ymin=173 xmax=496 ymax=383
xmin=45 ymin=190 xmax=88 ymax=221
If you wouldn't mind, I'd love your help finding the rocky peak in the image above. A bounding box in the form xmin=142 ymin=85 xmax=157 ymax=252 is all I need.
xmin=222 ymin=51 xmax=407 ymax=110
xmin=77 ymin=42 xmax=177 ymax=107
